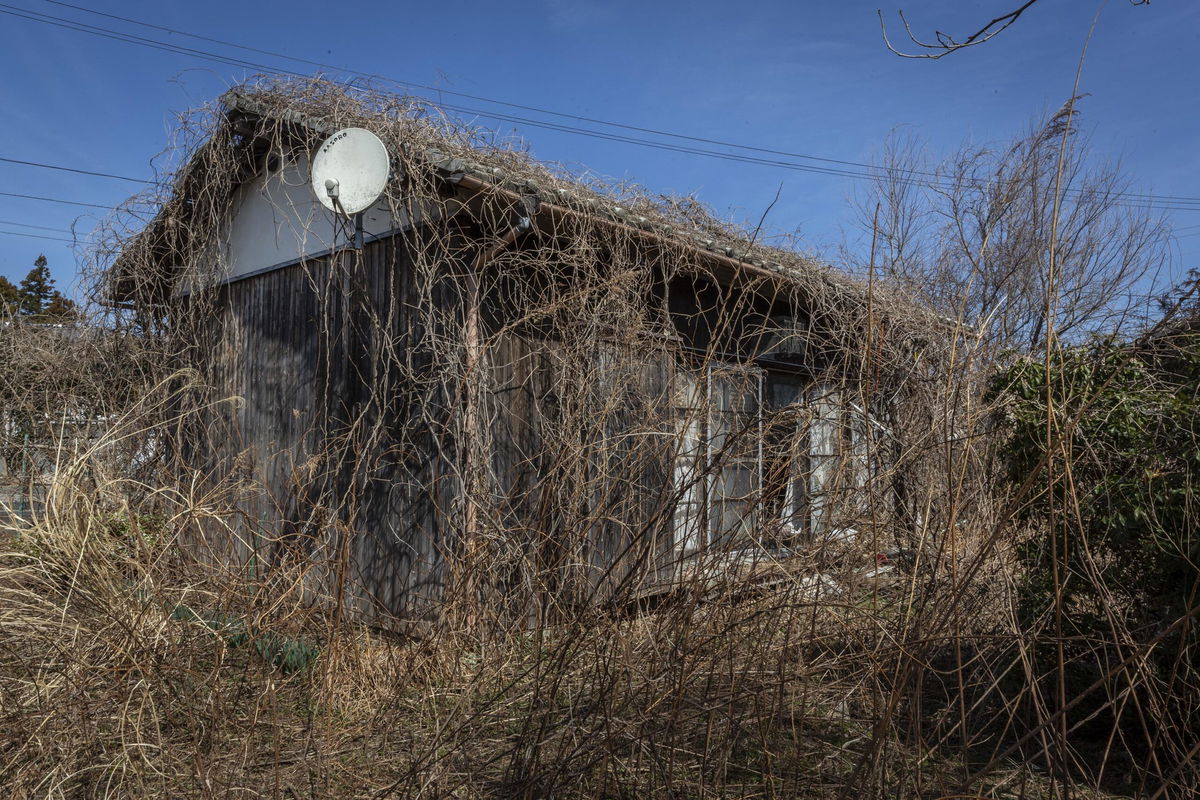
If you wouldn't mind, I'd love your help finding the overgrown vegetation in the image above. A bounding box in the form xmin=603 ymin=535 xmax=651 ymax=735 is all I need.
xmin=990 ymin=315 xmax=1200 ymax=790
xmin=1 ymin=77 xmax=1196 ymax=799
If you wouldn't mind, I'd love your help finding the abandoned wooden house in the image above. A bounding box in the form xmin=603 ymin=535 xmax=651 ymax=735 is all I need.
xmin=109 ymin=80 xmax=940 ymax=624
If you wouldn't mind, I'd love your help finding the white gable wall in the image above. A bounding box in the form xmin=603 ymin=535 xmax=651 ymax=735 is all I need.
xmin=222 ymin=154 xmax=411 ymax=283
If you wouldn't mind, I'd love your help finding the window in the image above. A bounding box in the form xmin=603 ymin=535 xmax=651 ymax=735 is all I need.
xmin=762 ymin=372 xmax=807 ymax=536
xmin=672 ymin=363 xmax=761 ymax=554
xmin=672 ymin=366 xmax=879 ymax=555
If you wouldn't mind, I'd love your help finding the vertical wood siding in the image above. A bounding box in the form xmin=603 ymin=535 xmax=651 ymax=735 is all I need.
xmin=183 ymin=235 xmax=884 ymax=624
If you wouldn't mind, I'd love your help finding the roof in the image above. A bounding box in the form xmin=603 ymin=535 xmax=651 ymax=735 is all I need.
xmin=106 ymin=77 xmax=944 ymax=358
xmin=221 ymin=89 xmax=826 ymax=286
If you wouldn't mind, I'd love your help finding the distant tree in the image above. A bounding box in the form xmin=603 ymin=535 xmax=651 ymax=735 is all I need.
xmin=12 ymin=255 xmax=78 ymax=320
xmin=18 ymin=255 xmax=56 ymax=316
xmin=0 ymin=275 xmax=18 ymax=317
xmin=854 ymin=105 xmax=1168 ymax=353
xmin=42 ymin=293 xmax=78 ymax=321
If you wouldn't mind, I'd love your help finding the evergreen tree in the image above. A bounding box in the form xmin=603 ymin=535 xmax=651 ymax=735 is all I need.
xmin=18 ymin=255 xmax=55 ymax=317
xmin=42 ymin=293 xmax=78 ymax=320
xmin=0 ymin=275 xmax=18 ymax=317
xmin=8 ymin=255 xmax=77 ymax=320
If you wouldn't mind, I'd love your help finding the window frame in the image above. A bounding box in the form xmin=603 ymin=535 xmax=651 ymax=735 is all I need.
xmin=671 ymin=362 xmax=883 ymax=555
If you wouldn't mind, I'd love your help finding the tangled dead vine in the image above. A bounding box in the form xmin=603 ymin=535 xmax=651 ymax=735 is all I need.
xmin=4 ymin=76 xmax=1184 ymax=799
xmin=77 ymin=76 xmax=978 ymax=624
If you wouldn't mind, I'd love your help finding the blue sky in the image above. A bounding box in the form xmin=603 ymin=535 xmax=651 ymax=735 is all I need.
xmin=0 ymin=0 xmax=1196 ymax=302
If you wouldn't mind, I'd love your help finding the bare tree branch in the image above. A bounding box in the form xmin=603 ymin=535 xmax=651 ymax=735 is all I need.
xmin=853 ymin=103 xmax=1170 ymax=352
xmin=878 ymin=1 xmax=1150 ymax=59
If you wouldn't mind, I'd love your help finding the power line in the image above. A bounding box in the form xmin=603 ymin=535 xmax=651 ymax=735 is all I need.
xmin=0 ymin=218 xmax=74 ymax=233
xmin=4 ymin=2 xmax=1199 ymax=214
xmin=0 ymin=190 xmax=112 ymax=209
xmin=42 ymin=1 xmax=940 ymax=179
xmin=5 ymin=4 xmax=874 ymax=188
xmin=37 ymin=0 xmax=1200 ymax=210
xmin=45 ymin=0 xmax=357 ymax=76
xmin=41 ymin=0 xmax=1200 ymax=208
xmin=0 ymin=3 xmax=269 ymax=73
xmin=425 ymin=99 xmax=1200 ymax=212
xmin=0 ymin=229 xmax=75 ymax=243
xmin=0 ymin=155 xmax=145 ymax=184
xmin=367 ymin=94 xmax=1200 ymax=213
xmin=6 ymin=3 xmax=1197 ymax=211
xmin=0 ymin=3 xmax=980 ymax=197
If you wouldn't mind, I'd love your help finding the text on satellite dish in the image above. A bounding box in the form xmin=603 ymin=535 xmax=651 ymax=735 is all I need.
xmin=322 ymin=131 xmax=349 ymax=153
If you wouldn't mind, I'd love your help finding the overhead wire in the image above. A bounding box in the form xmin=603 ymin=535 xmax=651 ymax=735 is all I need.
xmin=0 ymin=1 xmax=1196 ymax=215
xmin=38 ymin=1 xmax=1023 ymax=186
xmin=0 ymin=216 xmax=82 ymax=245
xmin=0 ymin=190 xmax=112 ymax=209
xmin=0 ymin=2 xmax=269 ymax=73
xmin=0 ymin=155 xmax=146 ymax=184
xmin=38 ymin=0 xmax=1200 ymax=209
xmin=0 ymin=218 xmax=75 ymax=234
xmin=0 ymin=4 xmax=925 ymax=189
xmin=0 ymin=229 xmax=76 ymax=243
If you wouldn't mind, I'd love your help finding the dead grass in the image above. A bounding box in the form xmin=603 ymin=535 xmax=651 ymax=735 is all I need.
xmin=0 ymin=464 xmax=1128 ymax=799
xmin=0 ymin=77 xmax=1194 ymax=799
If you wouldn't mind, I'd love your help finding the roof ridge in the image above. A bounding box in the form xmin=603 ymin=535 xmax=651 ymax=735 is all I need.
xmin=221 ymin=87 xmax=849 ymax=293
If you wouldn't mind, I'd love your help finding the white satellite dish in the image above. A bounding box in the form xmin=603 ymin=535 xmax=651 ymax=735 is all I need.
xmin=310 ymin=127 xmax=390 ymax=215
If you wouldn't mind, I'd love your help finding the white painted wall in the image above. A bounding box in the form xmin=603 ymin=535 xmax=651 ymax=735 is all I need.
xmin=222 ymin=155 xmax=400 ymax=282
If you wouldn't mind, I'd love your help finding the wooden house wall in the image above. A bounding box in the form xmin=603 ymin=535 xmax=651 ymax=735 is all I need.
xmin=188 ymin=235 xmax=459 ymax=625
xmin=336 ymin=235 xmax=458 ymax=622
xmin=181 ymin=226 xmax=891 ymax=625
xmin=180 ymin=258 xmax=332 ymax=568
xmin=485 ymin=332 xmax=678 ymax=612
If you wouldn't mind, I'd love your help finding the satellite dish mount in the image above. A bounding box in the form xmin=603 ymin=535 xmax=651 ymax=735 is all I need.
xmin=311 ymin=127 xmax=391 ymax=250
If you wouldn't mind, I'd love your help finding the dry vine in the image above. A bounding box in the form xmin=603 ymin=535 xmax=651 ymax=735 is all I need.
xmin=0 ymin=76 xmax=1190 ymax=799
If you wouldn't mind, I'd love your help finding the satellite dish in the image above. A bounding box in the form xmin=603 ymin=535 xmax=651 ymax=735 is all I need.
xmin=310 ymin=128 xmax=390 ymax=215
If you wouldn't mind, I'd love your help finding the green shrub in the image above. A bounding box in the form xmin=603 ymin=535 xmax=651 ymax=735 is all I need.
xmin=990 ymin=332 xmax=1200 ymax=767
